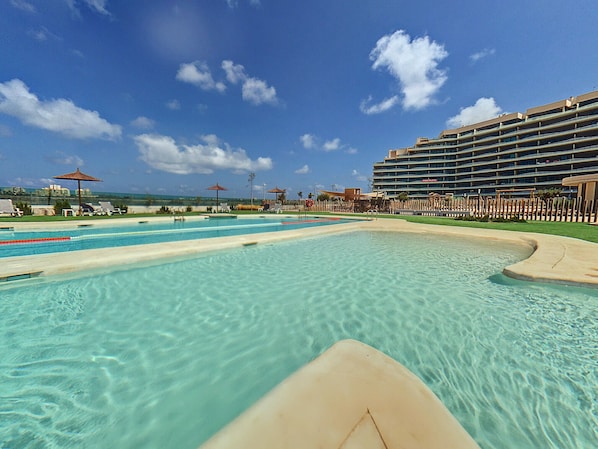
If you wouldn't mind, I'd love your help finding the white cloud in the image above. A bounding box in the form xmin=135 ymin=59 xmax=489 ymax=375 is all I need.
xmin=225 ymin=0 xmax=261 ymax=8
xmin=301 ymin=134 xmax=353 ymax=153
xmin=66 ymin=0 xmax=110 ymax=16
xmin=300 ymin=133 xmax=316 ymax=149
xmin=0 ymin=79 xmax=121 ymax=140
xmin=446 ymin=97 xmax=503 ymax=128
xmin=367 ymin=29 xmax=448 ymax=111
xmin=166 ymin=99 xmax=180 ymax=110
xmin=130 ymin=116 xmax=155 ymax=129
xmin=28 ymin=27 xmax=60 ymax=42
xmin=470 ymin=48 xmax=495 ymax=63
xmin=134 ymin=133 xmax=273 ymax=175
xmin=352 ymin=169 xmax=368 ymax=182
xmin=46 ymin=151 xmax=84 ymax=167
xmin=295 ymin=164 xmax=310 ymax=174
xmin=221 ymin=59 xmax=279 ymax=105
xmin=176 ymin=61 xmax=226 ymax=93
xmin=359 ymin=95 xmax=400 ymax=115
xmin=10 ymin=0 xmax=36 ymax=13
xmin=222 ymin=60 xmax=246 ymax=84
xmin=83 ymin=0 xmax=110 ymax=15
xmin=242 ymin=78 xmax=277 ymax=105
xmin=323 ymin=138 xmax=341 ymax=152
xmin=29 ymin=29 xmax=48 ymax=41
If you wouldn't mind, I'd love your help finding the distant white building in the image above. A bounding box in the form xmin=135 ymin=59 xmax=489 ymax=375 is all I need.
xmin=37 ymin=184 xmax=71 ymax=196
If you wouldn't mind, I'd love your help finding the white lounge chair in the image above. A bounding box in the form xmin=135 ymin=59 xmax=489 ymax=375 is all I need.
xmin=0 ymin=199 xmax=24 ymax=217
xmin=99 ymin=201 xmax=122 ymax=215
xmin=270 ymin=203 xmax=283 ymax=214
xmin=219 ymin=203 xmax=231 ymax=213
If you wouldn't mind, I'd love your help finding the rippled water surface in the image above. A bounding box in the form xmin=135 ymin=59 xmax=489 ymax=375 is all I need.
xmin=1 ymin=231 xmax=596 ymax=449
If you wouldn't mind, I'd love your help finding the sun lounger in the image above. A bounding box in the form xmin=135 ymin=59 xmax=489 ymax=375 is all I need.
xmin=0 ymin=199 xmax=24 ymax=217
xmin=98 ymin=201 xmax=122 ymax=215
xmin=219 ymin=203 xmax=231 ymax=213
xmin=270 ymin=203 xmax=283 ymax=213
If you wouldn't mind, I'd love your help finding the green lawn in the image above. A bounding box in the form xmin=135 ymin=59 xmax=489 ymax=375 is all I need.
xmin=385 ymin=214 xmax=598 ymax=244
xmin=2 ymin=211 xmax=597 ymax=244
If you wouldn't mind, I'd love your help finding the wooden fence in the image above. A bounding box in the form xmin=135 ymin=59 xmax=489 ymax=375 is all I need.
xmin=390 ymin=197 xmax=598 ymax=223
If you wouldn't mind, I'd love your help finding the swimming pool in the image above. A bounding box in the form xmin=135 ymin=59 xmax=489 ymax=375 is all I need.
xmin=0 ymin=231 xmax=596 ymax=449
xmin=0 ymin=216 xmax=351 ymax=258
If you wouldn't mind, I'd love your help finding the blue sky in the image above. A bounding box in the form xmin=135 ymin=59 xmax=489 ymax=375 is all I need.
xmin=1 ymin=0 xmax=597 ymax=200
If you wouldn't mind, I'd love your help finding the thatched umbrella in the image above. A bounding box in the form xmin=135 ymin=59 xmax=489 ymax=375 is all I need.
xmin=207 ymin=183 xmax=228 ymax=212
xmin=54 ymin=168 xmax=102 ymax=215
xmin=268 ymin=186 xmax=285 ymax=202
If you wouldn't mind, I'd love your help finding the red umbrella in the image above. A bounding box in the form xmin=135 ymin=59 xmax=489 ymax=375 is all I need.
xmin=207 ymin=183 xmax=228 ymax=212
xmin=54 ymin=168 xmax=102 ymax=214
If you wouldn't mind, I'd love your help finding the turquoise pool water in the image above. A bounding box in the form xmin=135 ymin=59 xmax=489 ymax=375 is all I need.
xmin=0 ymin=231 xmax=596 ymax=449
xmin=0 ymin=216 xmax=349 ymax=258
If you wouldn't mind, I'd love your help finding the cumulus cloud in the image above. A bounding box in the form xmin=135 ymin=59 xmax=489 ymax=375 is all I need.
xmin=300 ymin=133 xmax=316 ymax=149
xmin=176 ymin=61 xmax=226 ymax=93
xmin=359 ymin=95 xmax=400 ymax=115
xmin=0 ymin=79 xmax=121 ymax=140
xmin=323 ymin=138 xmax=341 ymax=152
xmin=134 ymin=133 xmax=272 ymax=175
xmin=242 ymin=78 xmax=277 ymax=105
xmin=446 ymin=97 xmax=503 ymax=128
xmin=295 ymin=164 xmax=310 ymax=174
xmin=366 ymin=29 xmax=448 ymax=111
xmin=221 ymin=59 xmax=278 ymax=105
xmin=130 ymin=116 xmax=155 ymax=129
xmin=470 ymin=48 xmax=495 ymax=63
xmin=301 ymin=134 xmax=354 ymax=153
xmin=222 ymin=60 xmax=246 ymax=84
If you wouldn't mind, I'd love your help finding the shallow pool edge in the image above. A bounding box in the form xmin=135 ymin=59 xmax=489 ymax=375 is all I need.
xmin=1 ymin=216 xmax=596 ymax=289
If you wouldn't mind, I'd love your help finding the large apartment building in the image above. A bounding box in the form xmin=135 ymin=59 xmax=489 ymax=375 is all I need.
xmin=373 ymin=91 xmax=598 ymax=199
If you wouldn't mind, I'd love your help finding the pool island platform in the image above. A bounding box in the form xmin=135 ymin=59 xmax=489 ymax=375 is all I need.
xmin=200 ymin=339 xmax=481 ymax=449
xmin=1 ymin=216 xmax=597 ymax=449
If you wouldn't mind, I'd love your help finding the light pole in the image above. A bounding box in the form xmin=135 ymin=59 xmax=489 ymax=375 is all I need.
xmin=262 ymin=183 xmax=266 ymax=202
xmin=248 ymin=172 xmax=255 ymax=207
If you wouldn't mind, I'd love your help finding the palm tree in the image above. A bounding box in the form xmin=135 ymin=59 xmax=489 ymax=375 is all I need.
xmin=298 ymin=191 xmax=303 ymax=203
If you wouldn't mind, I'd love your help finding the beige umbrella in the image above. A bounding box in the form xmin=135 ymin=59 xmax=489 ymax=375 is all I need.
xmin=268 ymin=186 xmax=286 ymax=202
xmin=54 ymin=168 xmax=102 ymax=215
xmin=207 ymin=183 xmax=228 ymax=212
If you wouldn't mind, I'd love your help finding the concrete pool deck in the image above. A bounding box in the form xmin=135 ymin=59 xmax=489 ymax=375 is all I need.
xmin=1 ymin=216 xmax=597 ymax=449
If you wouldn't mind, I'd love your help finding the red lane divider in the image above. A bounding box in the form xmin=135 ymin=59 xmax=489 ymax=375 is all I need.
xmin=0 ymin=236 xmax=71 ymax=245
